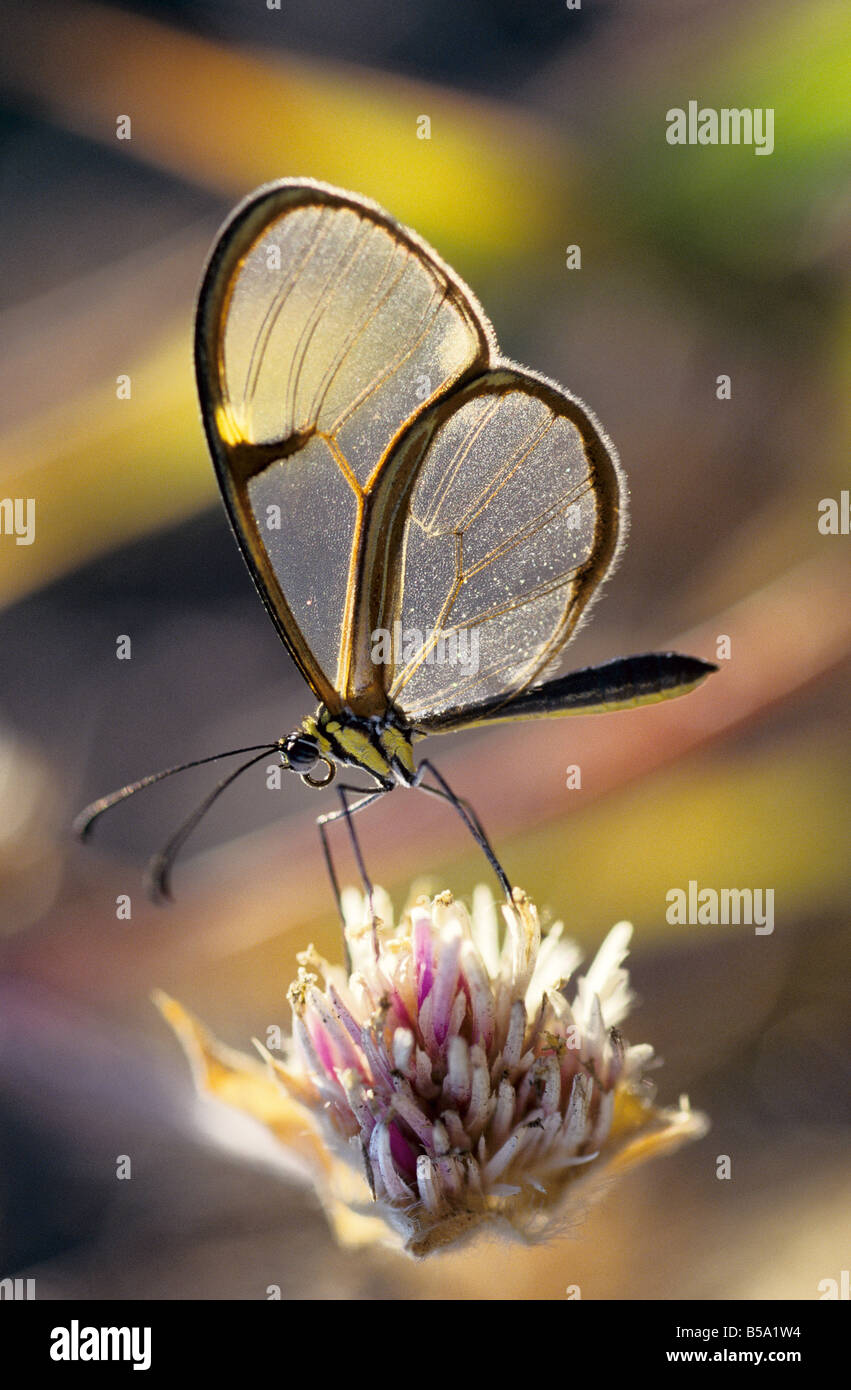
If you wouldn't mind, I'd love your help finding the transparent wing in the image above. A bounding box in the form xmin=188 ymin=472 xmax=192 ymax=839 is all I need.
xmin=195 ymin=179 xmax=493 ymax=709
xmin=355 ymin=368 xmax=624 ymax=723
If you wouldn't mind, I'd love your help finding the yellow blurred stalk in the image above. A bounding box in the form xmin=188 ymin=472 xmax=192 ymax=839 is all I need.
xmin=0 ymin=0 xmax=567 ymax=266
xmin=0 ymin=324 xmax=211 ymax=606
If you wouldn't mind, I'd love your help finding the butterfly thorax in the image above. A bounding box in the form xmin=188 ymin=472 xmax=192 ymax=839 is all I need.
xmin=302 ymin=705 xmax=418 ymax=787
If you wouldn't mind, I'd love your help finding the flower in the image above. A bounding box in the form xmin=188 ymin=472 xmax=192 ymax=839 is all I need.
xmin=157 ymin=885 xmax=708 ymax=1257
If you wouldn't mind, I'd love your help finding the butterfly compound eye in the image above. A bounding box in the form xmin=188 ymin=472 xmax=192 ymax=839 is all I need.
xmin=283 ymin=734 xmax=319 ymax=773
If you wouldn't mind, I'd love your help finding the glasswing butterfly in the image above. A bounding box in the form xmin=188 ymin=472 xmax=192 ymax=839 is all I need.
xmin=76 ymin=179 xmax=716 ymax=912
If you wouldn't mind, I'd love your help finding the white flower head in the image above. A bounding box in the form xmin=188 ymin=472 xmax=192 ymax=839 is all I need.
xmin=159 ymin=885 xmax=708 ymax=1258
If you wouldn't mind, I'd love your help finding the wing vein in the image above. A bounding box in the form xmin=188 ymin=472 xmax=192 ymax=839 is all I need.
xmin=243 ymin=206 xmax=327 ymax=433
xmin=462 ymin=481 xmax=594 ymax=579
xmin=308 ymin=232 xmax=406 ymax=426
xmin=287 ymin=220 xmax=371 ymax=432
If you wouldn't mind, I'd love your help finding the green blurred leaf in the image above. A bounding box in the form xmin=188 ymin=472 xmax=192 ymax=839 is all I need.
xmin=616 ymin=0 xmax=851 ymax=276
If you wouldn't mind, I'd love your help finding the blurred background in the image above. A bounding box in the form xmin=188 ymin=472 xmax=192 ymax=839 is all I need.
xmin=0 ymin=0 xmax=848 ymax=1300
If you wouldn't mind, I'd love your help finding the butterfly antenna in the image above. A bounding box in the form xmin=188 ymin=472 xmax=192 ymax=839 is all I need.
xmin=146 ymin=747 xmax=275 ymax=902
xmin=73 ymin=744 xmax=280 ymax=840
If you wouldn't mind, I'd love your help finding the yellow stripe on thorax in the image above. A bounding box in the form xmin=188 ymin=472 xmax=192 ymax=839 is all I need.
xmin=379 ymin=724 xmax=416 ymax=778
xmin=331 ymin=724 xmax=392 ymax=778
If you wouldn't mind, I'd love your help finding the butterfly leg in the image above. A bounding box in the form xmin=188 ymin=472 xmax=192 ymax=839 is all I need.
xmin=316 ymin=783 xmax=390 ymax=965
xmin=413 ymin=758 xmax=512 ymax=901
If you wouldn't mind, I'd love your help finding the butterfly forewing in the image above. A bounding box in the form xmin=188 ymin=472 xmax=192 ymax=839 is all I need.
xmin=195 ymin=181 xmax=493 ymax=708
xmin=354 ymin=370 xmax=623 ymax=723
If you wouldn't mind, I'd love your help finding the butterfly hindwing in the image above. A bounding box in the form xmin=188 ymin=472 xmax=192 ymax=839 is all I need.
xmin=350 ymin=367 xmax=624 ymax=721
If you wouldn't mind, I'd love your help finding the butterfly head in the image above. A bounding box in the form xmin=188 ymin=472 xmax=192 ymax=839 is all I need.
xmin=280 ymin=731 xmax=336 ymax=788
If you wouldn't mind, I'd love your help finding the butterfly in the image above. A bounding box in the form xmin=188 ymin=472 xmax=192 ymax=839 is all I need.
xmin=76 ymin=179 xmax=716 ymax=908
